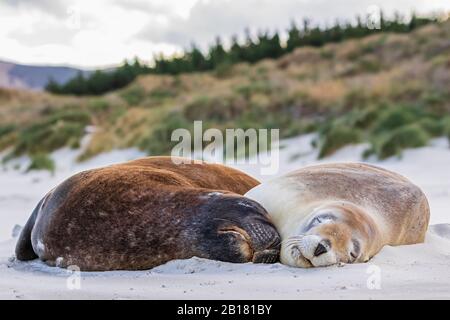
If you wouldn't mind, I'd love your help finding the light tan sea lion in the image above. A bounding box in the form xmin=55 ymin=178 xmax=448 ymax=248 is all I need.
xmin=15 ymin=156 xmax=280 ymax=271
xmin=245 ymin=163 xmax=430 ymax=267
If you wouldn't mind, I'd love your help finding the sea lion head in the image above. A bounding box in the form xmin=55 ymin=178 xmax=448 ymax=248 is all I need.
xmin=281 ymin=202 xmax=380 ymax=268
xmin=195 ymin=192 xmax=281 ymax=264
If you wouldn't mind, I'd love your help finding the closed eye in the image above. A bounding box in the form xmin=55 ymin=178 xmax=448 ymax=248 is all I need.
xmin=312 ymin=213 xmax=336 ymax=225
xmin=351 ymin=239 xmax=361 ymax=260
xmin=304 ymin=212 xmax=337 ymax=231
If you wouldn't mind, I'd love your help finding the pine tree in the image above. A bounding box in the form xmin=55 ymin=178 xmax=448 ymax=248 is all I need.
xmin=271 ymin=32 xmax=284 ymax=58
xmin=64 ymin=71 xmax=87 ymax=95
xmin=188 ymin=43 xmax=207 ymax=71
xmin=154 ymin=54 xmax=170 ymax=74
xmin=242 ymin=28 xmax=257 ymax=63
xmin=229 ymin=35 xmax=243 ymax=62
xmin=286 ymin=21 xmax=301 ymax=52
xmin=208 ymin=37 xmax=227 ymax=68
xmin=45 ymin=77 xmax=60 ymax=94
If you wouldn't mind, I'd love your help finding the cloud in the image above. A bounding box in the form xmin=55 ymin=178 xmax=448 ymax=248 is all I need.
xmin=137 ymin=0 xmax=450 ymax=49
xmin=0 ymin=0 xmax=181 ymax=67
xmin=111 ymin=0 xmax=171 ymax=15
xmin=1 ymin=0 xmax=450 ymax=67
xmin=7 ymin=16 xmax=80 ymax=47
xmin=2 ymin=0 xmax=68 ymax=16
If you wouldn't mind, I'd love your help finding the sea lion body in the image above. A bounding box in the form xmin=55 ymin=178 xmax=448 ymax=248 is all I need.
xmin=16 ymin=157 xmax=281 ymax=271
xmin=245 ymin=163 xmax=430 ymax=267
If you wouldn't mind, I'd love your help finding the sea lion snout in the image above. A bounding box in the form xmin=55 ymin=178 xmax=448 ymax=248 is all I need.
xmin=282 ymin=234 xmax=338 ymax=267
xmin=200 ymin=194 xmax=281 ymax=264
xmin=281 ymin=209 xmax=370 ymax=267
xmin=228 ymin=199 xmax=281 ymax=264
xmin=217 ymin=222 xmax=280 ymax=263
xmin=245 ymin=221 xmax=281 ymax=263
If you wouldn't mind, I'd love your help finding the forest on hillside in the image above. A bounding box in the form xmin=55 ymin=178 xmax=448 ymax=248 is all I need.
xmin=46 ymin=12 xmax=436 ymax=96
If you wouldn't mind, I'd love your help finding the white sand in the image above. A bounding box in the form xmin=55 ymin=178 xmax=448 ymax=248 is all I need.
xmin=0 ymin=135 xmax=449 ymax=299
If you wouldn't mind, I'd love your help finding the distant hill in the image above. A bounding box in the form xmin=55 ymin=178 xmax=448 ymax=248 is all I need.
xmin=0 ymin=60 xmax=90 ymax=91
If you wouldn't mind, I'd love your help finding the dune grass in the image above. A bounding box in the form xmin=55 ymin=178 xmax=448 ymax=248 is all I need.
xmin=26 ymin=153 xmax=55 ymax=173
xmin=12 ymin=109 xmax=91 ymax=156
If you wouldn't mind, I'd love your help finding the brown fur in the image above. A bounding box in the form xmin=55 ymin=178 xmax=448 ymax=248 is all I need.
xmin=16 ymin=157 xmax=281 ymax=271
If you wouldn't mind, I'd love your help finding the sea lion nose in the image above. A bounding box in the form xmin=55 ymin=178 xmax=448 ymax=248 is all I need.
xmin=314 ymin=242 xmax=328 ymax=257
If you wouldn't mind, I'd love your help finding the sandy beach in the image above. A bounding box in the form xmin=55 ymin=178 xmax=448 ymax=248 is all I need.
xmin=1 ymin=135 xmax=449 ymax=299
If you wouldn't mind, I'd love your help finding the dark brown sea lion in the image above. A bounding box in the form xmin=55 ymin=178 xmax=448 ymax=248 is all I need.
xmin=15 ymin=156 xmax=281 ymax=271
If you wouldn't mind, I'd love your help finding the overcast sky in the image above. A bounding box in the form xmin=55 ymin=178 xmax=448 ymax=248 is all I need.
xmin=1 ymin=0 xmax=449 ymax=68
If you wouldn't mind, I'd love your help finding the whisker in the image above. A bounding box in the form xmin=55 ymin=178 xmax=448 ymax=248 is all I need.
xmin=283 ymin=236 xmax=304 ymax=241
xmin=282 ymin=240 xmax=302 ymax=248
xmin=282 ymin=235 xmax=305 ymax=245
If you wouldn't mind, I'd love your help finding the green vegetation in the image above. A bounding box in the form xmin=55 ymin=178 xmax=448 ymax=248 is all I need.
xmin=418 ymin=118 xmax=445 ymax=137
xmin=184 ymin=95 xmax=244 ymax=123
xmin=315 ymin=102 xmax=450 ymax=159
xmin=318 ymin=126 xmax=362 ymax=158
xmin=443 ymin=118 xmax=450 ymax=142
xmin=0 ymin=124 xmax=15 ymax=138
xmin=138 ymin=112 xmax=191 ymax=155
xmin=375 ymin=124 xmax=430 ymax=159
xmin=46 ymin=12 xmax=437 ymax=96
xmin=12 ymin=110 xmax=91 ymax=156
xmin=120 ymin=86 xmax=146 ymax=106
xmin=88 ymin=99 xmax=110 ymax=113
xmin=26 ymin=153 xmax=55 ymax=173
xmin=149 ymin=88 xmax=177 ymax=100
xmin=46 ymin=59 xmax=150 ymax=95
xmin=0 ymin=125 xmax=16 ymax=151
xmin=372 ymin=107 xmax=422 ymax=134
